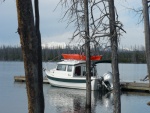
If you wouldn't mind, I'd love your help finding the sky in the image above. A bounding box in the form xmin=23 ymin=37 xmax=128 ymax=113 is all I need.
xmin=0 ymin=0 xmax=145 ymax=48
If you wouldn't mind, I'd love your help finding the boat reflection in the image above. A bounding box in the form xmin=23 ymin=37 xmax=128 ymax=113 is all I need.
xmin=46 ymin=87 xmax=113 ymax=113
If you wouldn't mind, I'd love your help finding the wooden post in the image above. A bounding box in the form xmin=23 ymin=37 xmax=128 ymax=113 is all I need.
xmin=84 ymin=0 xmax=91 ymax=109
xmin=142 ymin=0 xmax=150 ymax=87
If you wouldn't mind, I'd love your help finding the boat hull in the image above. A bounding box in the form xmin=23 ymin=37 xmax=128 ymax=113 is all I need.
xmin=46 ymin=73 xmax=99 ymax=91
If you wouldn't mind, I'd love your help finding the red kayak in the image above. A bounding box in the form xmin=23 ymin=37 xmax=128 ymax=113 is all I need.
xmin=62 ymin=54 xmax=102 ymax=61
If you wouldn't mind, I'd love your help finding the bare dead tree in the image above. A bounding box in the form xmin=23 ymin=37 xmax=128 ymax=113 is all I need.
xmin=34 ymin=0 xmax=45 ymax=112
xmin=57 ymin=0 xmax=124 ymax=111
xmin=128 ymin=0 xmax=150 ymax=87
xmin=16 ymin=0 xmax=44 ymax=113
xmin=108 ymin=0 xmax=121 ymax=113
xmin=83 ymin=0 xmax=91 ymax=110
xmin=58 ymin=0 xmax=124 ymax=48
xmin=142 ymin=0 xmax=150 ymax=87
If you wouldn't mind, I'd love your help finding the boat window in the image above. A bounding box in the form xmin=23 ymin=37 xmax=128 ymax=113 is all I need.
xmin=91 ymin=67 xmax=93 ymax=76
xmin=75 ymin=66 xmax=81 ymax=76
xmin=56 ymin=64 xmax=66 ymax=71
xmin=67 ymin=65 xmax=73 ymax=72
xmin=83 ymin=66 xmax=86 ymax=76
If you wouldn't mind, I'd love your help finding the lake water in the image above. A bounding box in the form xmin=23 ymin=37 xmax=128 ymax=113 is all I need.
xmin=0 ymin=61 xmax=150 ymax=113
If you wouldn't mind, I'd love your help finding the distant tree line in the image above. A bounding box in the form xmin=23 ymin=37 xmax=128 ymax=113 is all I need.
xmin=0 ymin=45 xmax=146 ymax=63
xmin=0 ymin=46 xmax=23 ymax=61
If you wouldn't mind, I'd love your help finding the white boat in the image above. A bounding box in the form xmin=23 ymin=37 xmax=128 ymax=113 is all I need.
xmin=45 ymin=54 xmax=113 ymax=91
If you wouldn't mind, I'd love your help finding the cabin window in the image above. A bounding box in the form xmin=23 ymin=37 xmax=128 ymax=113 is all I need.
xmin=83 ymin=66 xmax=86 ymax=76
xmin=67 ymin=65 xmax=73 ymax=72
xmin=75 ymin=66 xmax=81 ymax=76
xmin=56 ymin=64 xmax=66 ymax=71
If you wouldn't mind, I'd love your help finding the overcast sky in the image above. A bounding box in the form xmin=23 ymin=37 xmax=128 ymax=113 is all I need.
xmin=0 ymin=0 xmax=145 ymax=48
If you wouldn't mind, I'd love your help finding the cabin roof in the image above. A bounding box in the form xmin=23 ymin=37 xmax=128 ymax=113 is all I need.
xmin=57 ymin=60 xmax=86 ymax=65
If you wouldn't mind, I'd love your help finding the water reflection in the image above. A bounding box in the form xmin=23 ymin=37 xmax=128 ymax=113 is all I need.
xmin=46 ymin=87 xmax=113 ymax=113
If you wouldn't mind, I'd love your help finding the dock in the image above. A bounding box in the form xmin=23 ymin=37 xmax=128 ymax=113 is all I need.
xmin=121 ymin=81 xmax=150 ymax=92
xmin=14 ymin=76 xmax=150 ymax=92
xmin=14 ymin=76 xmax=49 ymax=84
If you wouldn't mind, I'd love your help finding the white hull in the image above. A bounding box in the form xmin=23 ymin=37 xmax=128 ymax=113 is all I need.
xmin=46 ymin=71 xmax=100 ymax=90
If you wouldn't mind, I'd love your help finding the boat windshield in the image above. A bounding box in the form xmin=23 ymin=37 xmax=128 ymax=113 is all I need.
xmin=56 ymin=64 xmax=66 ymax=71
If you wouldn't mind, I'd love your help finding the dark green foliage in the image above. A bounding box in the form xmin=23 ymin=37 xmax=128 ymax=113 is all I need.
xmin=0 ymin=45 xmax=23 ymax=61
xmin=0 ymin=45 xmax=146 ymax=63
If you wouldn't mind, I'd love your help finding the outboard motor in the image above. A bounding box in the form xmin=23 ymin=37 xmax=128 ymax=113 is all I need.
xmin=102 ymin=72 xmax=113 ymax=90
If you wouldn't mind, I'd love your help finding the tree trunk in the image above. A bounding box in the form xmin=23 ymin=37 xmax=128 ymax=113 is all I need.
xmin=108 ymin=0 xmax=121 ymax=113
xmin=84 ymin=0 xmax=91 ymax=109
xmin=34 ymin=0 xmax=45 ymax=112
xmin=142 ymin=0 xmax=150 ymax=87
xmin=16 ymin=0 xmax=44 ymax=113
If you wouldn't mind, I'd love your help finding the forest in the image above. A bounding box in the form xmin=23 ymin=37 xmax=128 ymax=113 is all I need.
xmin=0 ymin=45 xmax=146 ymax=63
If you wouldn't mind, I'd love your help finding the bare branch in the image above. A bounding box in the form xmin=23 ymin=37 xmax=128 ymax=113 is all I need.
xmin=56 ymin=0 xmax=124 ymax=55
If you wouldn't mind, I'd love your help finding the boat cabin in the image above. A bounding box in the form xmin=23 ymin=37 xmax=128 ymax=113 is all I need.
xmin=55 ymin=60 xmax=97 ymax=78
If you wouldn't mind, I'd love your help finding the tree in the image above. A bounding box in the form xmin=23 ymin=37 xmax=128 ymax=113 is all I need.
xmin=16 ymin=0 xmax=44 ymax=113
xmin=57 ymin=0 xmax=124 ymax=112
xmin=142 ymin=0 xmax=150 ymax=87
xmin=108 ymin=0 xmax=121 ymax=113
xmin=124 ymin=0 xmax=150 ymax=85
xmin=83 ymin=0 xmax=91 ymax=110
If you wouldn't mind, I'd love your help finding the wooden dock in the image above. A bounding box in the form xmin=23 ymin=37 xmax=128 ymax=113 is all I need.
xmin=121 ymin=81 xmax=150 ymax=92
xmin=14 ymin=76 xmax=49 ymax=84
xmin=14 ymin=76 xmax=150 ymax=92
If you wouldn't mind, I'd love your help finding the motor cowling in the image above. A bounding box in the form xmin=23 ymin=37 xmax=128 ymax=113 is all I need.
xmin=102 ymin=72 xmax=113 ymax=90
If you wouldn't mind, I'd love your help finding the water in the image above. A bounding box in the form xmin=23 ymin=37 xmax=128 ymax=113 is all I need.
xmin=0 ymin=61 xmax=150 ymax=113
